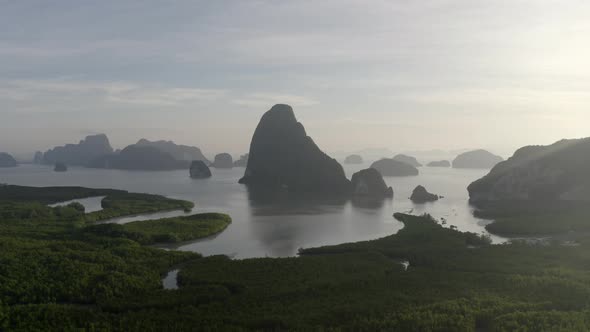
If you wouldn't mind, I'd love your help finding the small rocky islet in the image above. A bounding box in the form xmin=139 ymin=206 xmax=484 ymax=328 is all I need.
xmin=189 ymin=160 xmax=212 ymax=179
xmin=370 ymin=158 xmax=419 ymax=177
xmin=233 ymin=154 xmax=249 ymax=167
xmin=452 ymin=149 xmax=503 ymax=169
xmin=392 ymin=154 xmax=422 ymax=167
xmin=0 ymin=152 xmax=18 ymax=168
xmin=344 ymin=154 xmax=363 ymax=164
xmin=212 ymin=153 xmax=234 ymax=169
xmin=410 ymin=185 xmax=440 ymax=203
xmin=351 ymin=168 xmax=394 ymax=198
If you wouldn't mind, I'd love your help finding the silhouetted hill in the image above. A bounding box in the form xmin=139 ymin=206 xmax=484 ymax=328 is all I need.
xmin=212 ymin=153 xmax=233 ymax=168
xmin=42 ymin=134 xmax=113 ymax=166
xmin=452 ymin=149 xmax=503 ymax=169
xmin=370 ymin=158 xmax=419 ymax=177
xmin=393 ymin=154 xmax=422 ymax=167
xmin=0 ymin=153 xmax=18 ymax=168
xmin=410 ymin=185 xmax=439 ymax=203
xmin=469 ymin=138 xmax=590 ymax=202
xmin=88 ymin=145 xmax=188 ymax=171
xmin=239 ymin=104 xmax=351 ymax=195
xmin=234 ymin=154 xmax=249 ymax=167
xmin=135 ymin=139 xmax=209 ymax=163
xmin=33 ymin=151 xmax=43 ymax=164
xmin=351 ymin=168 xmax=393 ymax=197
xmin=190 ymin=160 xmax=212 ymax=178
xmin=344 ymin=154 xmax=363 ymax=164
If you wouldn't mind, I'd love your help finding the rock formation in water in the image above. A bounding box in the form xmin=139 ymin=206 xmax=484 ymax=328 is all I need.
xmin=189 ymin=160 xmax=212 ymax=179
xmin=344 ymin=154 xmax=363 ymax=164
xmin=351 ymin=168 xmax=393 ymax=197
xmin=54 ymin=162 xmax=68 ymax=172
xmin=370 ymin=159 xmax=419 ymax=177
xmin=233 ymin=154 xmax=249 ymax=167
xmin=239 ymin=104 xmax=351 ymax=195
xmin=88 ymin=145 xmax=188 ymax=171
xmin=393 ymin=154 xmax=422 ymax=167
xmin=135 ymin=139 xmax=209 ymax=163
xmin=0 ymin=153 xmax=18 ymax=168
xmin=468 ymin=138 xmax=590 ymax=202
xmin=410 ymin=185 xmax=439 ymax=203
xmin=427 ymin=160 xmax=451 ymax=167
xmin=212 ymin=153 xmax=233 ymax=168
xmin=33 ymin=151 xmax=43 ymax=164
xmin=452 ymin=149 xmax=503 ymax=169
xmin=42 ymin=134 xmax=113 ymax=166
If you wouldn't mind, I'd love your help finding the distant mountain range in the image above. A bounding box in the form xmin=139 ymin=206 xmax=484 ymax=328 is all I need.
xmin=38 ymin=134 xmax=211 ymax=171
xmin=42 ymin=134 xmax=113 ymax=166
xmin=333 ymin=148 xmax=501 ymax=165
xmin=88 ymin=145 xmax=190 ymax=171
xmin=135 ymin=139 xmax=209 ymax=164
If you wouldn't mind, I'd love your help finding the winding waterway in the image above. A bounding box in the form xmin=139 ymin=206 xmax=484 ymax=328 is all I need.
xmin=1 ymin=163 xmax=505 ymax=258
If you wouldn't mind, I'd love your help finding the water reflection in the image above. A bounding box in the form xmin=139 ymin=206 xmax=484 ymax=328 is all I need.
xmin=245 ymin=186 xmax=348 ymax=216
xmin=0 ymin=164 xmax=506 ymax=258
xmin=350 ymin=196 xmax=389 ymax=210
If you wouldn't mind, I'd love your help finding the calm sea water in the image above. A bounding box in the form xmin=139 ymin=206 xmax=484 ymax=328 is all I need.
xmin=0 ymin=164 xmax=504 ymax=258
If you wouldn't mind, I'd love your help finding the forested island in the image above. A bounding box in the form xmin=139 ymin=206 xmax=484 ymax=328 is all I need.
xmin=38 ymin=135 xmax=210 ymax=171
xmin=1 ymin=183 xmax=590 ymax=330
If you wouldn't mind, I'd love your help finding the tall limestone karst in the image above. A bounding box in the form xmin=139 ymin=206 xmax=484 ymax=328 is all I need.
xmin=42 ymin=134 xmax=113 ymax=166
xmin=239 ymin=104 xmax=351 ymax=195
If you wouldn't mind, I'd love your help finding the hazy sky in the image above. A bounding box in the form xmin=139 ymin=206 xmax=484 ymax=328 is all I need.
xmin=1 ymin=0 xmax=589 ymax=158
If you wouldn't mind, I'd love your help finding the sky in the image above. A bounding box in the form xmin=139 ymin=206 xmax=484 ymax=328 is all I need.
xmin=1 ymin=0 xmax=589 ymax=159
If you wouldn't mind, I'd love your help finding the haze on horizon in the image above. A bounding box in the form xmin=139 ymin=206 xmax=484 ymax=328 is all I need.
xmin=1 ymin=0 xmax=589 ymax=159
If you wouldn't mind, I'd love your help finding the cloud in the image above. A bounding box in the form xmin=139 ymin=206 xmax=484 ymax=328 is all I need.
xmin=0 ymin=78 xmax=319 ymax=115
xmin=0 ymin=40 xmax=158 ymax=59
xmin=388 ymin=87 xmax=590 ymax=115
xmin=0 ymin=79 xmax=228 ymax=111
xmin=105 ymin=87 xmax=227 ymax=106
